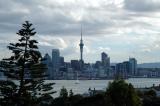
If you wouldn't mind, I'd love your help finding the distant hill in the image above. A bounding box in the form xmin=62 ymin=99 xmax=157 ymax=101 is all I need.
xmin=138 ymin=62 xmax=160 ymax=68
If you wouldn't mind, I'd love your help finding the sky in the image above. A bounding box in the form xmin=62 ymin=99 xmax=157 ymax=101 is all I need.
xmin=0 ymin=0 xmax=160 ymax=63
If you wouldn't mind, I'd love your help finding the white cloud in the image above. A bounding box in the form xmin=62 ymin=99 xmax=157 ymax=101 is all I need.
xmin=0 ymin=0 xmax=160 ymax=63
xmin=98 ymin=47 xmax=111 ymax=52
xmin=38 ymin=35 xmax=68 ymax=50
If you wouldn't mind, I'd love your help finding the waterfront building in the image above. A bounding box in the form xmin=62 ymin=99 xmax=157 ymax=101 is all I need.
xmin=94 ymin=61 xmax=101 ymax=69
xmin=116 ymin=61 xmax=129 ymax=78
xmin=60 ymin=56 xmax=65 ymax=67
xmin=67 ymin=68 xmax=75 ymax=79
xmin=71 ymin=60 xmax=80 ymax=71
xmin=129 ymin=58 xmax=138 ymax=75
xmin=43 ymin=53 xmax=53 ymax=79
xmin=52 ymin=49 xmax=60 ymax=70
xmin=52 ymin=49 xmax=60 ymax=79
xmin=101 ymin=52 xmax=110 ymax=68
xmin=98 ymin=67 xmax=106 ymax=78
xmin=123 ymin=61 xmax=130 ymax=74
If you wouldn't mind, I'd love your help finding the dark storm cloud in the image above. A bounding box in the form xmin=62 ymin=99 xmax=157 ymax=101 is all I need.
xmin=0 ymin=0 xmax=116 ymax=36
xmin=0 ymin=0 xmax=160 ymax=37
xmin=29 ymin=7 xmax=114 ymax=36
xmin=124 ymin=0 xmax=160 ymax=12
xmin=0 ymin=12 xmax=25 ymax=33
xmin=0 ymin=0 xmax=31 ymax=34
xmin=0 ymin=0 xmax=160 ymax=63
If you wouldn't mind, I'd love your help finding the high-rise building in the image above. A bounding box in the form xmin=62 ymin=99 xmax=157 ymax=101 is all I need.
xmin=43 ymin=53 xmax=53 ymax=79
xmin=95 ymin=61 xmax=101 ymax=69
xmin=116 ymin=63 xmax=123 ymax=76
xmin=101 ymin=52 xmax=110 ymax=68
xmin=79 ymin=25 xmax=84 ymax=71
xmin=52 ymin=49 xmax=60 ymax=70
xmin=60 ymin=56 xmax=65 ymax=67
xmin=116 ymin=61 xmax=129 ymax=78
xmin=123 ymin=61 xmax=130 ymax=74
xmin=129 ymin=58 xmax=137 ymax=75
xmin=71 ymin=60 xmax=80 ymax=71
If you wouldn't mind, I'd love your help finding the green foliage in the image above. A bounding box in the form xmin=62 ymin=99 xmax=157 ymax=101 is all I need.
xmin=0 ymin=80 xmax=18 ymax=106
xmin=52 ymin=94 xmax=83 ymax=106
xmin=69 ymin=89 xmax=74 ymax=97
xmin=60 ymin=86 xmax=68 ymax=98
xmin=75 ymin=94 xmax=107 ymax=106
xmin=106 ymin=79 xmax=142 ymax=106
xmin=68 ymin=94 xmax=83 ymax=106
xmin=144 ymin=89 xmax=156 ymax=98
xmin=136 ymin=90 xmax=144 ymax=98
xmin=142 ymin=96 xmax=160 ymax=106
xmin=0 ymin=21 xmax=54 ymax=106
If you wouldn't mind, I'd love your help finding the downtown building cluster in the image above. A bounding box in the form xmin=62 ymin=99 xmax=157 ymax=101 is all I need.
xmin=43 ymin=28 xmax=138 ymax=80
xmin=1 ymin=27 xmax=156 ymax=80
xmin=43 ymin=49 xmax=138 ymax=80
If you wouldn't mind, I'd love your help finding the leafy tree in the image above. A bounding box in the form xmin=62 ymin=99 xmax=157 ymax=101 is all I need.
xmin=106 ymin=79 xmax=142 ymax=106
xmin=0 ymin=21 xmax=54 ymax=106
xmin=60 ymin=86 xmax=68 ymax=98
xmin=144 ymin=89 xmax=156 ymax=98
xmin=126 ymin=83 xmax=142 ymax=106
xmin=69 ymin=89 xmax=74 ymax=97
xmin=75 ymin=94 xmax=107 ymax=106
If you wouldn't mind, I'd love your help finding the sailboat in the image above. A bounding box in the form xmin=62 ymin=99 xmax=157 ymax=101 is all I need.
xmin=75 ymin=71 xmax=80 ymax=84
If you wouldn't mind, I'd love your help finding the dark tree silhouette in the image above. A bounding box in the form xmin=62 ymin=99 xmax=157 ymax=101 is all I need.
xmin=60 ymin=86 xmax=68 ymax=99
xmin=69 ymin=89 xmax=74 ymax=97
xmin=0 ymin=21 xmax=55 ymax=106
xmin=106 ymin=79 xmax=142 ymax=106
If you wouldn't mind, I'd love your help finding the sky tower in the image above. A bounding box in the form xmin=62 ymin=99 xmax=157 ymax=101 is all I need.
xmin=79 ymin=25 xmax=84 ymax=70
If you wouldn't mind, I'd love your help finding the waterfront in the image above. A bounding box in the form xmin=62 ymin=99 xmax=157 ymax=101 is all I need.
xmin=51 ymin=78 xmax=160 ymax=97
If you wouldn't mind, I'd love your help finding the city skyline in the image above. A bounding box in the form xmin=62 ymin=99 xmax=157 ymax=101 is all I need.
xmin=0 ymin=0 xmax=160 ymax=63
xmin=1 ymin=1 xmax=160 ymax=106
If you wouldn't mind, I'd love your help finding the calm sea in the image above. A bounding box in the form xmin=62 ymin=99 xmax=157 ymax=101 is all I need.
xmin=48 ymin=78 xmax=160 ymax=97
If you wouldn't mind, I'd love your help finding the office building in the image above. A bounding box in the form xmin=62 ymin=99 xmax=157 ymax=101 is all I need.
xmin=60 ymin=56 xmax=65 ymax=67
xmin=71 ymin=60 xmax=80 ymax=71
xmin=101 ymin=52 xmax=110 ymax=68
xmin=116 ymin=61 xmax=129 ymax=78
xmin=52 ymin=49 xmax=60 ymax=70
xmin=95 ymin=61 xmax=101 ymax=69
xmin=43 ymin=53 xmax=53 ymax=79
xmin=129 ymin=58 xmax=137 ymax=75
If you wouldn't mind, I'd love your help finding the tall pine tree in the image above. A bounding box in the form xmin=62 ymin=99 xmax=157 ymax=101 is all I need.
xmin=0 ymin=21 xmax=55 ymax=106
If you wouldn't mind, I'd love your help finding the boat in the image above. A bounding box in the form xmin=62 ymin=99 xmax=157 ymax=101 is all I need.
xmin=75 ymin=72 xmax=80 ymax=84
xmin=75 ymin=79 xmax=80 ymax=84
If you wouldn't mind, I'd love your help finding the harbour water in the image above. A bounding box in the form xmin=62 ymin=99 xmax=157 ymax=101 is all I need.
xmin=50 ymin=78 xmax=160 ymax=97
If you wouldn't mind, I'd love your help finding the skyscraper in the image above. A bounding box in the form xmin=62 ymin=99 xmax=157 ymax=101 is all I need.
xmin=79 ymin=25 xmax=84 ymax=70
xmin=52 ymin=49 xmax=60 ymax=71
xmin=71 ymin=60 xmax=80 ymax=71
xmin=101 ymin=52 xmax=110 ymax=68
xmin=129 ymin=58 xmax=137 ymax=75
xmin=59 ymin=56 xmax=65 ymax=67
xmin=43 ymin=53 xmax=52 ymax=79
xmin=116 ymin=61 xmax=129 ymax=78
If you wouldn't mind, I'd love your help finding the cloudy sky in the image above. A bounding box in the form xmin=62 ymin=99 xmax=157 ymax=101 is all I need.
xmin=0 ymin=0 xmax=160 ymax=63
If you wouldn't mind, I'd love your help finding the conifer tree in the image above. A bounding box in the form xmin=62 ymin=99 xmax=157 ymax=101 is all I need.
xmin=0 ymin=21 xmax=55 ymax=106
xmin=60 ymin=86 xmax=68 ymax=98
xmin=69 ymin=89 xmax=74 ymax=97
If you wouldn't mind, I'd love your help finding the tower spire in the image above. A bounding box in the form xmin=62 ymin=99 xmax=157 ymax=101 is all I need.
xmin=81 ymin=24 xmax=82 ymax=40
xmin=79 ymin=24 xmax=84 ymax=71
